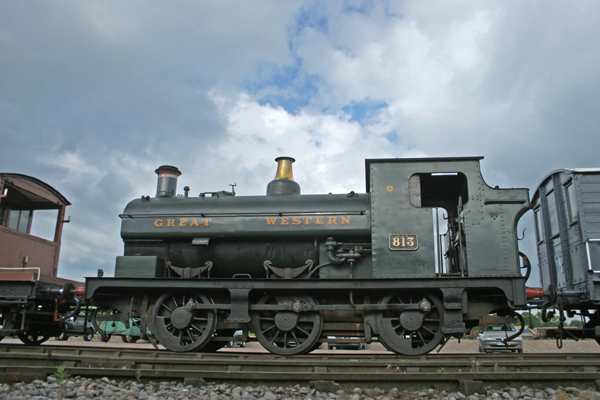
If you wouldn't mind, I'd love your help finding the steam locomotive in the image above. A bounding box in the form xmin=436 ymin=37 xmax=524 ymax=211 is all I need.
xmin=83 ymin=156 xmax=539 ymax=355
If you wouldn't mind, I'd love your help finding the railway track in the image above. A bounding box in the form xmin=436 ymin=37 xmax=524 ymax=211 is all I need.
xmin=1 ymin=343 xmax=600 ymax=393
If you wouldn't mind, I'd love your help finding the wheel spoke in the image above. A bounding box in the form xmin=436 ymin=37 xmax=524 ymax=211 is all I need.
xmin=270 ymin=329 xmax=281 ymax=345
xmin=160 ymin=303 xmax=175 ymax=313
xmin=261 ymin=323 xmax=277 ymax=335
xmin=421 ymin=325 xmax=436 ymax=335
xmin=295 ymin=325 xmax=311 ymax=337
xmin=190 ymin=323 xmax=205 ymax=335
xmin=416 ymin=330 xmax=426 ymax=344
xmin=291 ymin=330 xmax=300 ymax=346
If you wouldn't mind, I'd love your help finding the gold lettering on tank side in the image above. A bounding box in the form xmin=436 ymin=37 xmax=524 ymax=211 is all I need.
xmin=158 ymin=215 xmax=357 ymax=229
xmin=262 ymin=216 xmax=353 ymax=227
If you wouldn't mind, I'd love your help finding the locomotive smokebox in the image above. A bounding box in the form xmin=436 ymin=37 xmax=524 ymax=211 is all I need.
xmin=155 ymin=165 xmax=181 ymax=198
xmin=266 ymin=157 xmax=301 ymax=196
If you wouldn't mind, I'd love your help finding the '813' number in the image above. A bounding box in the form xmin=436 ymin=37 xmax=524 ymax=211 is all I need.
xmin=389 ymin=234 xmax=418 ymax=251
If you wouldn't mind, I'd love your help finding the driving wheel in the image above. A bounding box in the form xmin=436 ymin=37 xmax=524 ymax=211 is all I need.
xmin=251 ymin=294 xmax=322 ymax=356
xmin=376 ymin=293 xmax=444 ymax=356
xmin=153 ymin=292 xmax=217 ymax=352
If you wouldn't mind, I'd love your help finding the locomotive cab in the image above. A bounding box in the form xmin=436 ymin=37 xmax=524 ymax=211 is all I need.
xmin=367 ymin=157 xmax=530 ymax=280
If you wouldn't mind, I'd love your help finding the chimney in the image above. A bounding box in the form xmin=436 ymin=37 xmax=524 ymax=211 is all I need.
xmin=266 ymin=157 xmax=301 ymax=196
xmin=155 ymin=165 xmax=181 ymax=198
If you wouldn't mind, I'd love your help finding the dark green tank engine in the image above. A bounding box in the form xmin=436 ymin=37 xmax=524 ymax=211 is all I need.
xmin=117 ymin=156 xmax=531 ymax=284
xmin=88 ymin=156 xmax=539 ymax=357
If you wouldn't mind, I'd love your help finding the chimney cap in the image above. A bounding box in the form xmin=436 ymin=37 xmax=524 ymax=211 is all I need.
xmin=275 ymin=156 xmax=295 ymax=163
xmin=267 ymin=156 xmax=300 ymax=195
xmin=155 ymin=165 xmax=181 ymax=176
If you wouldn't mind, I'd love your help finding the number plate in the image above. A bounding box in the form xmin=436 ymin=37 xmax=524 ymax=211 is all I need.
xmin=496 ymin=341 xmax=503 ymax=346
xmin=389 ymin=234 xmax=418 ymax=251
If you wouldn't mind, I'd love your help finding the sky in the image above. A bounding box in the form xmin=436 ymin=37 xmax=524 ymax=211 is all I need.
xmin=1 ymin=1 xmax=599 ymax=288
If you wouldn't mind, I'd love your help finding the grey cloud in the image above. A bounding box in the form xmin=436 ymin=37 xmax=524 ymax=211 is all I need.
xmin=1 ymin=1 xmax=599 ymax=287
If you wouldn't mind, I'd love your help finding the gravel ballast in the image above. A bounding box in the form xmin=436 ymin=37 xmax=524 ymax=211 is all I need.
xmin=2 ymin=340 xmax=600 ymax=399
xmin=2 ymin=376 xmax=600 ymax=400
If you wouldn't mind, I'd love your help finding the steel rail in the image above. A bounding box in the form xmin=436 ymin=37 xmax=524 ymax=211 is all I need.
xmin=1 ymin=344 xmax=600 ymax=392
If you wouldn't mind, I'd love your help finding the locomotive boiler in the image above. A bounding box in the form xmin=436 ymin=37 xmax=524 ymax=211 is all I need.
xmin=85 ymin=156 xmax=538 ymax=356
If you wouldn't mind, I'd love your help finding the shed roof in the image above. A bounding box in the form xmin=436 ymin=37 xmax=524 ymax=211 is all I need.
xmin=532 ymin=168 xmax=600 ymax=202
xmin=0 ymin=173 xmax=70 ymax=209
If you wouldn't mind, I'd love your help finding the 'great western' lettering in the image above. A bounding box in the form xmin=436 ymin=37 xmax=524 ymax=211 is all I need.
xmin=265 ymin=216 xmax=350 ymax=226
xmin=153 ymin=216 xmax=351 ymax=228
xmin=154 ymin=218 xmax=212 ymax=227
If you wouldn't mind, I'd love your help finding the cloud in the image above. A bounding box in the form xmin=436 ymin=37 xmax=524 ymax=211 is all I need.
xmin=2 ymin=0 xmax=600 ymax=289
xmin=205 ymin=90 xmax=422 ymax=195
